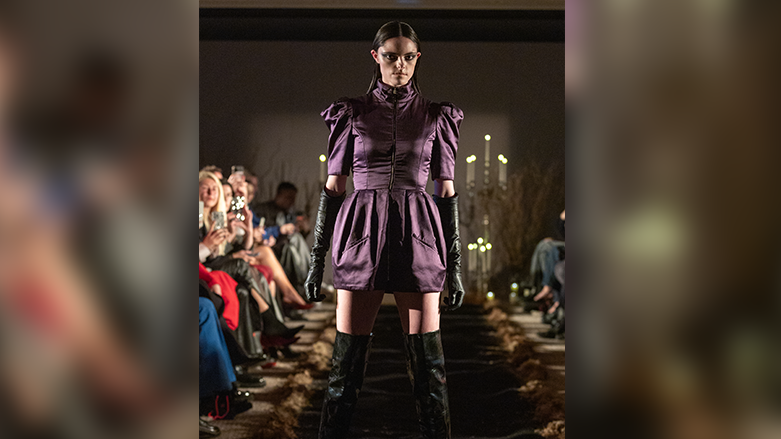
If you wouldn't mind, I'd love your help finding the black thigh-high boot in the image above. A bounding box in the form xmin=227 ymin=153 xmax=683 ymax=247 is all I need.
xmin=403 ymin=330 xmax=451 ymax=439
xmin=319 ymin=331 xmax=373 ymax=439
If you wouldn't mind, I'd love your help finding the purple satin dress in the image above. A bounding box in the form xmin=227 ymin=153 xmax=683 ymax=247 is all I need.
xmin=322 ymin=79 xmax=463 ymax=293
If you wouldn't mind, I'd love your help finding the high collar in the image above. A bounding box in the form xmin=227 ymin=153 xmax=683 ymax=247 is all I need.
xmin=373 ymin=79 xmax=417 ymax=102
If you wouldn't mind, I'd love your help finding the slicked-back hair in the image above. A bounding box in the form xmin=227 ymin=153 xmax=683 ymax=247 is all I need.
xmin=367 ymin=21 xmax=421 ymax=94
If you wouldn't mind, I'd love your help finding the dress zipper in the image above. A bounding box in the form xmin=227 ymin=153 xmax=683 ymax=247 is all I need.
xmin=386 ymin=87 xmax=398 ymax=287
xmin=388 ymin=87 xmax=397 ymax=190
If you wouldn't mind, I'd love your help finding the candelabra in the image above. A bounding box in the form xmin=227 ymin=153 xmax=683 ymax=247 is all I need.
xmin=464 ymin=134 xmax=508 ymax=299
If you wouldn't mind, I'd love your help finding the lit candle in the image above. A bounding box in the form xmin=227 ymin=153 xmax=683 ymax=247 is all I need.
xmin=480 ymin=247 xmax=487 ymax=277
xmin=486 ymin=242 xmax=492 ymax=272
xmin=466 ymin=156 xmax=475 ymax=190
xmin=319 ymin=154 xmax=327 ymax=184
xmin=484 ymin=135 xmax=491 ymax=185
xmin=498 ymin=154 xmax=507 ymax=188
xmin=468 ymin=244 xmax=476 ymax=272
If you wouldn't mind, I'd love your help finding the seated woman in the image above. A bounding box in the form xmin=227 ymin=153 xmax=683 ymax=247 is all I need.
xmin=199 ymin=171 xmax=301 ymax=353
xmin=199 ymin=295 xmax=253 ymax=419
xmin=208 ymin=170 xmax=308 ymax=312
xmin=230 ymin=225 xmax=314 ymax=311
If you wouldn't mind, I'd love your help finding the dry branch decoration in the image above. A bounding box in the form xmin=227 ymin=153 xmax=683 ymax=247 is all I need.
xmin=489 ymin=162 xmax=563 ymax=277
xmin=461 ymin=160 xmax=563 ymax=298
xmin=484 ymin=302 xmax=565 ymax=438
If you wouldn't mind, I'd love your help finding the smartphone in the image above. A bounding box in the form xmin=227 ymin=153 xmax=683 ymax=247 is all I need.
xmin=211 ymin=211 xmax=225 ymax=230
xmin=231 ymin=165 xmax=245 ymax=179
xmin=258 ymin=216 xmax=266 ymax=228
xmin=230 ymin=196 xmax=246 ymax=221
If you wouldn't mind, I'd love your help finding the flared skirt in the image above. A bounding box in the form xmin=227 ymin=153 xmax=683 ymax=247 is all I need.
xmin=331 ymin=189 xmax=447 ymax=292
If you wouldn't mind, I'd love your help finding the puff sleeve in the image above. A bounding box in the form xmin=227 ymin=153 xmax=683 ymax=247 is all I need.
xmin=320 ymin=99 xmax=354 ymax=176
xmin=430 ymin=102 xmax=464 ymax=181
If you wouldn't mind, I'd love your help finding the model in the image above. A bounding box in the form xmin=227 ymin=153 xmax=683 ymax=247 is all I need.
xmin=304 ymin=21 xmax=465 ymax=439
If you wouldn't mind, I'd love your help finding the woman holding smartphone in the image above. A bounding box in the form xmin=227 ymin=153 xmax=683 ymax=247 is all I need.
xmin=305 ymin=21 xmax=465 ymax=439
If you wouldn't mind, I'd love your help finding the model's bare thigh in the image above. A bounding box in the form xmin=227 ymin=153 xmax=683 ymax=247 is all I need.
xmin=335 ymin=289 xmax=385 ymax=335
xmin=394 ymin=292 xmax=441 ymax=335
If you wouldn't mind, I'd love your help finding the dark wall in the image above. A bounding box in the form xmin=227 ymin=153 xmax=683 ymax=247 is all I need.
xmin=200 ymin=10 xmax=563 ymax=222
xmin=200 ymin=39 xmax=562 ymax=205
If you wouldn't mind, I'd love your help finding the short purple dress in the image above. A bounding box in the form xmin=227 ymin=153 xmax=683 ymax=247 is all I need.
xmin=322 ymin=79 xmax=463 ymax=293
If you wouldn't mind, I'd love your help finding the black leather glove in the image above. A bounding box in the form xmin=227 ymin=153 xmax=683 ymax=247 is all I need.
xmin=434 ymin=194 xmax=465 ymax=311
xmin=304 ymin=188 xmax=345 ymax=302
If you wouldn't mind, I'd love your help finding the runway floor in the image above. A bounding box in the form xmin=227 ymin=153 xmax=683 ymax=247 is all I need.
xmin=207 ymin=302 xmax=564 ymax=439
xmin=296 ymin=305 xmax=545 ymax=439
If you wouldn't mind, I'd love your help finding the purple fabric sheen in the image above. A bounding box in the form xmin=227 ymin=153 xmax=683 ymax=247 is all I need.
xmin=321 ymin=80 xmax=462 ymax=293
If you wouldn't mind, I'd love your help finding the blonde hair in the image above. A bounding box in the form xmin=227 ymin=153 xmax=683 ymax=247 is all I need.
xmin=199 ymin=170 xmax=227 ymax=255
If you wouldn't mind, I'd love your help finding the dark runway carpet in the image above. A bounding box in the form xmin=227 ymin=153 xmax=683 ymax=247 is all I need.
xmin=296 ymin=305 xmax=542 ymax=439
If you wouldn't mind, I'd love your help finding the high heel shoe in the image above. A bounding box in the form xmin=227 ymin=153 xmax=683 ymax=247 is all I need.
xmin=285 ymin=324 xmax=305 ymax=338
xmin=260 ymin=308 xmax=305 ymax=338
xmin=261 ymin=334 xmax=300 ymax=348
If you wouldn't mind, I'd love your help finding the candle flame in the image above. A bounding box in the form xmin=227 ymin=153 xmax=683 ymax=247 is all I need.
xmin=484 ymin=134 xmax=491 ymax=141
xmin=319 ymin=154 xmax=327 ymax=162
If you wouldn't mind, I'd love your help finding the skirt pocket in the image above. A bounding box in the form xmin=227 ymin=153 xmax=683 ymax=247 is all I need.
xmin=411 ymin=233 xmax=437 ymax=253
xmin=343 ymin=235 xmax=370 ymax=253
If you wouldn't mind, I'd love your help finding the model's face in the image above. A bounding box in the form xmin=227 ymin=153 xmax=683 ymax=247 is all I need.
xmin=199 ymin=178 xmax=220 ymax=209
xmin=371 ymin=36 xmax=420 ymax=87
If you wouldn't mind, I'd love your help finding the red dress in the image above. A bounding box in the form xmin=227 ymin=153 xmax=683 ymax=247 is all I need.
xmin=199 ymin=262 xmax=240 ymax=331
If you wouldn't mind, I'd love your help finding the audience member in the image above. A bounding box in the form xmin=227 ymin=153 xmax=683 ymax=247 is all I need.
xmin=199 ymin=294 xmax=253 ymax=421
xmin=201 ymin=165 xmax=223 ymax=180
xmin=199 ymin=169 xmax=306 ymax=361
xmin=252 ymin=182 xmax=311 ymax=297
xmin=533 ymin=210 xmax=565 ymax=339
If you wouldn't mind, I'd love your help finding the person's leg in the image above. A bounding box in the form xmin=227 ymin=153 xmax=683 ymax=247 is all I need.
xmin=539 ymin=241 xmax=560 ymax=289
xmin=288 ymin=232 xmax=313 ymax=284
xmin=534 ymin=284 xmax=552 ymax=302
xmin=256 ymin=245 xmax=308 ymax=305
xmin=234 ymin=285 xmax=265 ymax=357
xmin=335 ymin=289 xmax=385 ymax=335
xmin=530 ymin=238 xmax=553 ymax=292
xmin=199 ymin=297 xmax=236 ymax=399
xmin=277 ymin=244 xmax=301 ymax=290
xmin=250 ymin=288 xmax=270 ymax=313
xmin=320 ymin=289 xmax=384 ymax=439
xmin=554 ymin=260 xmax=565 ymax=309
xmin=395 ymin=292 xmax=451 ymax=439
xmin=394 ymin=292 xmax=441 ymax=335
xmin=254 ymin=285 xmax=304 ymax=339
